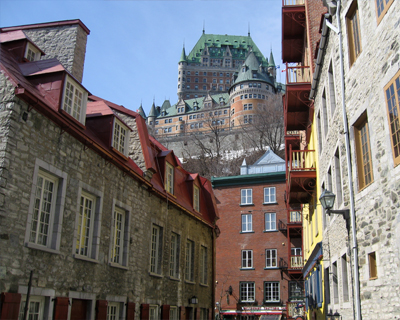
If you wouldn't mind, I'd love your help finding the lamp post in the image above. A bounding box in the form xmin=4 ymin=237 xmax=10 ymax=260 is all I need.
xmin=319 ymin=190 xmax=350 ymax=222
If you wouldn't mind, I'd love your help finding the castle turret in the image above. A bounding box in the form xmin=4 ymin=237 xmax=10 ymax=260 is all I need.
xmin=268 ymin=50 xmax=276 ymax=80
xmin=178 ymin=46 xmax=187 ymax=98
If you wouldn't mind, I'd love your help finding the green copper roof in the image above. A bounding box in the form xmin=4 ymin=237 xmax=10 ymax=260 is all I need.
xmin=156 ymin=93 xmax=230 ymax=118
xmin=269 ymin=50 xmax=276 ymax=67
xmin=186 ymin=33 xmax=268 ymax=66
xmin=211 ymin=171 xmax=285 ymax=188
xmin=233 ymin=51 xmax=275 ymax=86
xmin=148 ymin=102 xmax=157 ymax=117
xmin=137 ymin=105 xmax=146 ymax=118
xmin=179 ymin=46 xmax=187 ymax=63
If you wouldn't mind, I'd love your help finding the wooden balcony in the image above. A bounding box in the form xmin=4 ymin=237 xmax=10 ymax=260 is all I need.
xmin=284 ymin=65 xmax=312 ymax=132
xmin=290 ymin=255 xmax=303 ymax=269
xmin=282 ymin=0 xmax=306 ymax=63
xmin=286 ymin=146 xmax=316 ymax=205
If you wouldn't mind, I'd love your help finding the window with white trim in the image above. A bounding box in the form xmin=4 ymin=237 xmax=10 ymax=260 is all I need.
xmin=165 ymin=162 xmax=174 ymax=194
xmin=24 ymin=42 xmax=41 ymax=62
xmin=169 ymin=232 xmax=180 ymax=279
xmin=61 ymin=76 xmax=88 ymax=124
xmin=75 ymin=190 xmax=101 ymax=258
xmin=265 ymin=249 xmax=277 ymax=268
xmin=265 ymin=213 xmax=276 ymax=231
xmin=264 ymin=282 xmax=280 ymax=302
xmin=193 ymin=185 xmax=200 ymax=212
xmin=149 ymin=305 xmax=158 ymax=320
xmin=242 ymin=250 xmax=253 ymax=269
xmin=26 ymin=161 xmax=67 ymax=253
xmin=113 ymin=118 xmax=129 ymax=156
xmin=240 ymin=282 xmax=255 ymax=302
xmin=200 ymin=245 xmax=208 ymax=285
xmin=150 ymin=224 xmax=163 ymax=275
xmin=111 ymin=207 xmax=127 ymax=266
xmin=107 ymin=302 xmax=120 ymax=320
xmin=241 ymin=214 xmax=252 ymax=232
xmin=19 ymin=296 xmax=45 ymax=320
xmin=241 ymin=189 xmax=252 ymax=205
xmin=185 ymin=239 xmax=195 ymax=282
xmin=200 ymin=308 xmax=208 ymax=320
xmin=264 ymin=187 xmax=276 ymax=203
xmin=170 ymin=307 xmax=178 ymax=320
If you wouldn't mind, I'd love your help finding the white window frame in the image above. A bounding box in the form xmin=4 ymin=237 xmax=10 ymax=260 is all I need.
xmin=109 ymin=201 xmax=131 ymax=268
xmin=241 ymin=189 xmax=253 ymax=205
xmin=241 ymin=250 xmax=253 ymax=269
xmin=265 ymin=212 xmax=276 ymax=231
xmin=265 ymin=249 xmax=277 ymax=268
xmin=264 ymin=187 xmax=276 ymax=203
xmin=112 ymin=118 xmax=130 ymax=156
xmin=165 ymin=162 xmax=174 ymax=194
xmin=149 ymin=305 xmax=159 ymax=320
xmin=107 ymin=301 xmax=120 ymax=320
xmin=169 ymin=232 xmax=180 ymax=279
xmin=200 ymin=245 xmax=208 ymax=285
xmin=19 ymin=295 xmax=45 ymax=320
xmin=193 ymin=185 xmax=200 ymax=212
xmin=150 ymin=224 xmax=163 ymax=275
xmin=24 ymin=42 xmax=41 ymax=62
xmin=61 ymin=75 xmax=88 ymax=124
xmin=185 ymin=239 xmax=195 ymax=282
xmin=170 ymin=306 xmax=178 ymax=320
xmin=265 ymin=282 xmax=280 ymax=302
xmin=25 ymin=159 xmax=67 ymax=253
xmin=241 ymin=214 xmax=252 ymax=233
xmin=240 ymin=282 xmax=255 ymax=302
xmin=75 ymin=191 xmax=96 ymax=257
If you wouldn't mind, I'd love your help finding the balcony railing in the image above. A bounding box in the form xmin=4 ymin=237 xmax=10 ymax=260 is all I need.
xmin=286 ymin=65 xmax=311 ymax=84
xmin=289 ymin=210 xmax=302 ymax=224
xmin=290 ymin=255 xmax=303 ymax=269
xmin=288 ymin=148 xmax=316 ymax=171
xmin=282 ymin=0 xmax=305 ymax=6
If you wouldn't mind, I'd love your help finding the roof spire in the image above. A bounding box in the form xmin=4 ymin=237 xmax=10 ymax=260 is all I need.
xmin=248 ymin=22 xmax=250 ymax=37
xmin=203 ymin=20 xmax=205 ymax=34
xmin=269 ymin=49 xmax=276 ymax=67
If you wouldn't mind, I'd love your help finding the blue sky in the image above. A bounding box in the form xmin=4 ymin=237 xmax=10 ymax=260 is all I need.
xmin=0 ymin=0 xmax=283 ymax=115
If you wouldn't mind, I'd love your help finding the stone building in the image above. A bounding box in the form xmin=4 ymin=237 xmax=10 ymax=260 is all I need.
xmin=140 ymin=32 xmax=283 ymax=145
xmin=309 ymin=1 xmax=400 ymax=320
xmin=0 ymin=20 xmax=219 ymax=320
xmin=212 ymin=150 xmax=304 ymax=320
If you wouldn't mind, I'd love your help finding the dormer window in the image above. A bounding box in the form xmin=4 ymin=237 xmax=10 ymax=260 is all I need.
xmin=194 ymin=185 xmax=200 ymax=212
xmin=113 ymin=118 xmax=129 ymax=156
xmin=62 ymin=76 xmax=88 ymax=124
xmin=25 ymin=42 xmax=41 ymax=62
xmin=161 ymin=111 xmax=166 ymax=116
xmin=165 ymin=163 xmax=174 ymax=194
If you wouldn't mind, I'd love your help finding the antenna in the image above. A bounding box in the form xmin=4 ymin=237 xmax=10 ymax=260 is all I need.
xmin=248 ymin=22 xmax=250 ymax=36
xmin=203 ymin=20 xmax=205 ymax=34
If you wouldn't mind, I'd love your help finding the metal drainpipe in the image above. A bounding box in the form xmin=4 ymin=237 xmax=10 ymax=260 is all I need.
xmin=335 ymin=1 xmax=362 ymax=319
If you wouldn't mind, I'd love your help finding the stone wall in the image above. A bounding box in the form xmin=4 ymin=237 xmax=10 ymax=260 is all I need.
xmin=313 ymin=0 xmax=400 ymax=319
xmin=0 ymin=72 xmax=214 ymax=316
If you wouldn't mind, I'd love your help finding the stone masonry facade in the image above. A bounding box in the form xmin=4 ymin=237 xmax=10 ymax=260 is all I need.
xmin=313 ymin=1 xmax=400 ymax=319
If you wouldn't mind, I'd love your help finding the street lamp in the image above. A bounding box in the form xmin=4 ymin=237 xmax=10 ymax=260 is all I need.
xmin=319 ymin=190 xmax=349 ymax=220
xmin=326 ymin=309 xmax=341 ymax=320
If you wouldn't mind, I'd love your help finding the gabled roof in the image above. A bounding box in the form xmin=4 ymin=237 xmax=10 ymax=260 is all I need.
xmin=186 ymin=33 xmax=268 ymax=66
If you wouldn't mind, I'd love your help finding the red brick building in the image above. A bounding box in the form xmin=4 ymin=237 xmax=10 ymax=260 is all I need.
xmin=212 ymin=150 xmax=303 ymax=320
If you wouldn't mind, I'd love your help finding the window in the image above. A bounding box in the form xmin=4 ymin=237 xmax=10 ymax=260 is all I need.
xmin=169 ymin=232 xmax=180 ymax=279
xmin=185 ymin=240 xmax=195 ymax=282
xmin=384 ymin=70 xmax=400 ymax=166
xmin=62 ymin=76 xmax=88 ymax=124
xmin=150 ymin=225 xmax=163 ymax=275
xmin=19 ymin=296 xmax=45 ymax=320
xmin=241 ymin=189 xmax=252 ymax=205
xmin=264 ymin=187 xmax=276 ymax=203
xmin=113 ymin=118 xmax=129 ymax=156
xmin=328 ymin=62 xmax=336 ymax=116
xmin=107 ymin=302 xmax=120 ymax=320
xmin=193 ymin=185 xmax=200 ymax=211
xmin=324 ymin=267 xmax=331 ymax=304
xmin=240 ymin=282 xmax=255 ymax=302
xmin=264 ymin=282 xmax=280 ymax=302
xmin=170 ymin=307 xmax=178 ymax=320
xmin=165 ymin=162 xmax=174 ymax=194
xmin=26 ymin=161 xmax=67 ymax=252
xmin=200 ymin=309 xmax=208 ymax=320
xmin=242 ymin=250 xmax=253 ymax=269
xmin=265 ymin=213 xmax=276 ymax=231
xmin=265 ymin=249 xmax=277 ymax=268
xmin=149 ymin=305 xmax=158 ymax=320
xmin=368 ymin=251 xmax=377 ymax=279
xmin=341 ymin=254 xmax=349 ymax=302
xmin=346 ymin=1 xmax=362 ymax=66
xmin=200 ymin=245 xmax=208 ymax=285
xmin=75 ymin=190 xmax=101 ymax=259
xmin=332 ymin=261 xmax=339 ymax=303
xmin=334 ymin=149 xmax=343 ymax=206
xmin=375 ymin=0 xmax=393 ymax=23
xmin=25 ymin=42 xmax=41 ymax=62
xmin=241 ymin=214 xmax=252 ymax=233
xmin=354 ymin=114 xmax=373 ymax=189
xmin=111 ymin=207 xmax=127 ymax=266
